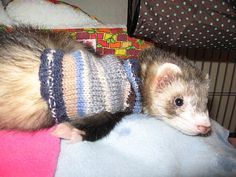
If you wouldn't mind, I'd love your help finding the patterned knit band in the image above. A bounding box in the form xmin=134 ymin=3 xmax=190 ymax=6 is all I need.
xmin=39 ymin=49 xmax=142 ymax=123
xmin=39 ymin=49 xmax=68 ymax=123
xmin=123 ymin=59 xmax=142 ymax=113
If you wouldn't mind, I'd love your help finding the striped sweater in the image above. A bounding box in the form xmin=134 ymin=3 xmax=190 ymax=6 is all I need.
xmin=39 ymin=49 xmax=142 ymax=123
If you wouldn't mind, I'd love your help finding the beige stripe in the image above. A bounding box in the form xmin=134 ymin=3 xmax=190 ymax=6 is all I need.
xmin=62 ymin=54 xmax=78 ymax=119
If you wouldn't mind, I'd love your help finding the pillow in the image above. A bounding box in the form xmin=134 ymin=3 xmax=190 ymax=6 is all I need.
xmin=127 ymin=0 xmax=236 ymax=49
xmin=55 ymin=114 xmax=236 ymax=177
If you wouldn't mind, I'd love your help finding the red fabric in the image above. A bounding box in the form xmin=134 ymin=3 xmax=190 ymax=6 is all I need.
xmin=0 ymin=127 xmax=60 ymax=177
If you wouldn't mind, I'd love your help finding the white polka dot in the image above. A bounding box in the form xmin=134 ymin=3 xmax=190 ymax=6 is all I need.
xmin=144 ymin=12 xmax=148 ymax=15
xmin=156 ymin=3 xmax=159 ymax=7
xmin=232 ymin=25 xmax=235 ymax=28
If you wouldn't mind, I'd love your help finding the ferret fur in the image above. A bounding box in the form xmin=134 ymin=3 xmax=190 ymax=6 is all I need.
xmin=0 ymin=26 xmax=89 ymax=130
xmin=0 ymin=27 xmax=211 ymax=141
xmin=140 ymin=48 xmax=211 ymax=135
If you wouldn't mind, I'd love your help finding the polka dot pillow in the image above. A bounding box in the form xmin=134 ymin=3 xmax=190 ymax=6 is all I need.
xmin=127 ymin=0 xmax=236 ymax=49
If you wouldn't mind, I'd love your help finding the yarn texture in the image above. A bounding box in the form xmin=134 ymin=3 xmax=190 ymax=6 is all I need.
xmin=39 ymin=49 xmax=142 ymax=122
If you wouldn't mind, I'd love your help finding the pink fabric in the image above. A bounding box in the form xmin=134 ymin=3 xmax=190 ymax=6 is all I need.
xmin=0 ymin=127 xmax=60 ymax=177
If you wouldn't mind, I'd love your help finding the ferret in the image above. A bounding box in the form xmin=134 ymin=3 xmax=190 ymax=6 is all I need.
xmin=0 ymin=27 xmax=211 ymax=141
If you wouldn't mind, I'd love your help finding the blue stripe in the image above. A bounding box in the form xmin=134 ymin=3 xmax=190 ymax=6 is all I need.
xmin=52 ymin=49 xmax=68 ymax=122
xmin=73 ymin=51 xmax=86 ymax=117
xmin=123 ymin=59 xmax=142 ymax=113
xmin=39 ymin=49 xmax=68 ymax=123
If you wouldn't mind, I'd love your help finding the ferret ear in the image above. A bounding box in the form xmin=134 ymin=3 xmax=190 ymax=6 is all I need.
xmin=154 ymin=63 xmax=182 ymax=89
xmin=205 ymin=73 xmax=209 ymax=80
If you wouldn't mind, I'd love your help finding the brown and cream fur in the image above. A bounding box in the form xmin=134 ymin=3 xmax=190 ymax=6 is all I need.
xmin=140 ymin=48 xmax=211 ymax=135
xmin=0 ymin=27 xmax=88 ymax=130
xmin=0 ymin=27 xmax=211 ymax=141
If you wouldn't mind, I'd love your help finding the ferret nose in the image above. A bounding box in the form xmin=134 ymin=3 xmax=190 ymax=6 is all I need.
xmin=197 ymin=125 xmax=211 ymax=134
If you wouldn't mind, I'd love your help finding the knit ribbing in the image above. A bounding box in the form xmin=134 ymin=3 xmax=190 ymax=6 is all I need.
xmin=39 ymin=49 xmax=68 ymax=123
xmin=62 ymin=55 xmax=78 ymax=119
xmin=73 ymin=50 xmax=133 ymax=117
xmin=123 ymin=59 xmax=142 ymax=113
xmin=39 ymin=49 xmax=142 ymax=123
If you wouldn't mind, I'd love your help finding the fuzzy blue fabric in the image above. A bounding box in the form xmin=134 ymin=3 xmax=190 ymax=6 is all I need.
xmin=55 ymin=114 xmax=236 ymax=177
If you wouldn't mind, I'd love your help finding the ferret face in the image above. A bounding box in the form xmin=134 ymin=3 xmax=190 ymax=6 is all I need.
xmin=141 ymin=49 xmax=211 ymax=135
xmin=149 ymin=79 xmax=211 ymax=135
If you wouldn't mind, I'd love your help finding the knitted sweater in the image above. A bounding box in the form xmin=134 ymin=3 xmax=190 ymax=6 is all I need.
xmin=39 ymin=49 xmax=142 ymax=123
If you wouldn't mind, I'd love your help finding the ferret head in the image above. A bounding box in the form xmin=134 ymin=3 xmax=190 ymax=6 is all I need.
xmin=140 ymin=48 xmax=211 ymax=136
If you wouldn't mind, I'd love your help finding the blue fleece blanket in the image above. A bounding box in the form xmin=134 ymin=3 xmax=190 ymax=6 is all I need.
xmin=55 ymin=114 xmax=236 ymax=177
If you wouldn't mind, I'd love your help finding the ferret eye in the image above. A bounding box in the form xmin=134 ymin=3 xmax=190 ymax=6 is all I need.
xmin=174 ymin=98 xmax=184 ymax=107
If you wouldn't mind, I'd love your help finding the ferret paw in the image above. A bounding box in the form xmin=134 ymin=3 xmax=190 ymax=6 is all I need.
xmin=52 ymin=122 xmax=86 ymax=143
